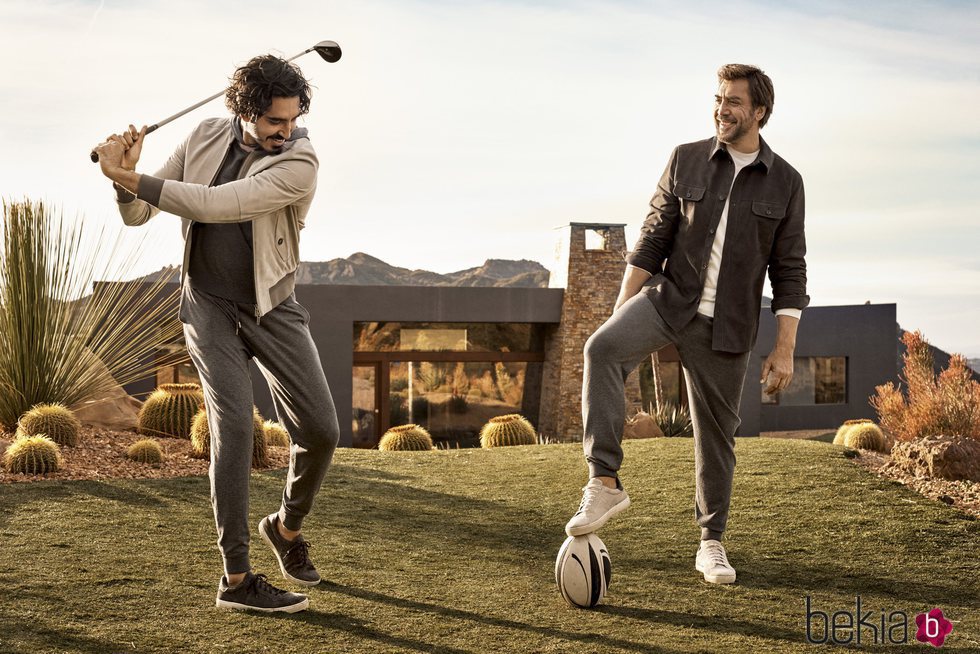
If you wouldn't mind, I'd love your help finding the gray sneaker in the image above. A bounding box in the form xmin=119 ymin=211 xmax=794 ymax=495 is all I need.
xmin=259 ymin=513 xmax=322 ymax=586
xmin=565 ymin=478 xmax=631 ymax=537
xmin=215 ymin=572 xmax=309 ymax=613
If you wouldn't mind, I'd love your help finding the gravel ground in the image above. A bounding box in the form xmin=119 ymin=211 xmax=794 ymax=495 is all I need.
xmin=0 ymin=426 xmax=290 ymax=484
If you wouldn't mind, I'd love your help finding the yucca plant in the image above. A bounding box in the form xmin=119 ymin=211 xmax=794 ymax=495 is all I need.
xmin=651 ymin=401 xmax=694 ymax=437
xmin=0 ymin=199 xmax=187 ymax=430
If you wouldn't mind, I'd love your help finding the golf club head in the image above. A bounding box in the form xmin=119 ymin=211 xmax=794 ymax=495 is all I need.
xmin=313 ymin=40 xmax=342 ymax=63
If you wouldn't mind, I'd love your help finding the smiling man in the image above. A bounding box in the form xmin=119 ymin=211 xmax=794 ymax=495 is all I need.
xmin=94 ymin=55 xmax=340 ymax=612
xmin=565 ymin=64 xmax=808 ymax=584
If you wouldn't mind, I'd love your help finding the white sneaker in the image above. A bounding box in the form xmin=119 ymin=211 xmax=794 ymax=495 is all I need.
xmin=564 ymin=478 xmax=631 ymax=537
xmin=695 ymin=540 xmax=737 ymax=584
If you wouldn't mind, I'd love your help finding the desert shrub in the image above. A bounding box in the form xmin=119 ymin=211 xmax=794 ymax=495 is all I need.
xmin=127 ymin=438 xmax=164 ymax=464
xmin=3 ymin=435 xmax=61 ymax=474
xmin=415 ymin=362 xmax=448 ymax=393
xmin=411 ymin=396 xmax=430 ymax=421
xmin=0 ymin=200 xmax=186 ymax=430
xmin=137 ymin=383 xmax=203 ymax=439
xmin=263 ymin=420 xmax=290 ymax=448
xmin=379 ymin=424 xmax=433 ymax=451
xmin=17 ymin=403 xmax=81 ymax=447
xmin=871 ymin=330 xmax=980 ymax=441
xmin=480 ymin=414 xmax=537 ymax=448
xmin=389 ymin=397 xmax=409 ymax=426
xmin=390 ymin=377 xmax=409 ymax=393
xmin=652 ymin=402 xmax=693 ymax=437
xmin=448 ymin=394 xmax=468 ymax=414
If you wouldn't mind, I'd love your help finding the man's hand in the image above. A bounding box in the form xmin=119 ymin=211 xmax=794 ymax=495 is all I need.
xmin=761 ymin=314 xmax=800 ymax=396
xmin=761 ymin=347 xmax=794 ymax=395
xmin=119 ymin=124 xmax=146 ymax=170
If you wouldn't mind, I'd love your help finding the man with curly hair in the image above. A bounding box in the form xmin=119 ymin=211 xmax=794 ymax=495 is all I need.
xmin=94 ymin=55 xmax=339 ymax=613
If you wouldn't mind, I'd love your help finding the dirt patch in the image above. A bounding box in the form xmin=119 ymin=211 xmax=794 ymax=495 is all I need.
xmin=852 ymin=448 xmax=980 ymax=519
xmin=0 ymin=426 xmax=290 ymax=484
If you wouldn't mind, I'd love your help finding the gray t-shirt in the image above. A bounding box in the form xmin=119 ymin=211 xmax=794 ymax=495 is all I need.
xmin=186 ymin=119 xmax=309 ymax=305
xmin=186 ymin=120 xmax=258 ymax=304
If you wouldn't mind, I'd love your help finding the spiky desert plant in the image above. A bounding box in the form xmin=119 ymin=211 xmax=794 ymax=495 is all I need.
xmin=263 ymin=420 xmax=290 ymax=448
xmin=379 ymin=424 xmax=433 ymax=451
xmin=127 ymin=438 xmax=164 ymax=464
xmin=137 ymin=383 xmax=204 ymax=439
xmin=833 ymin=419 xmax=874 ymax=446
xmin=652 ymin=401 xmax=694 ymax=437
xmin=480 ymin=414 xmax=537 ymax=448
xmin=3 ymin=435 xmax=62 ymax=474
xmin=843 ymin=423 xmax=887 ymax=452
xmin=189 ymin=408 xmax=269 ymax=467
xmin=0 ymin=199 xmax=187 ymax=430
xmin=17 ymin=402 xmax=81 ymax=446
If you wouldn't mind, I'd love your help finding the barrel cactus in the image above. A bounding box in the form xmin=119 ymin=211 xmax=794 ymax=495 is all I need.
xmin=127 ymin=438 xmax=164 ymax=464
xmin=263 ymin=420 xmax=290 ymax=448
xmin=190 ymin=408 xmax=269 ymax=468
xmin=138 ymin=383 xmax=204 ymax=439
xmin=833 ymin=419 xmax=873 ymax=446
xmin=17 ymin=403 xmax=81 ymax=447
xmin=480 ymin=414 xmax=537 ymax=448
xmin=844 ymin=422 xmax=887 ymax=452
xmin=379 ymin=424 xmax=433 ymax=451
xmin=3 ymin=435 xmax=62 ymax=475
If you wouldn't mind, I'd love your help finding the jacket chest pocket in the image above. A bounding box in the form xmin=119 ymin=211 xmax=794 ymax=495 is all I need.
xmin=751 ymin=200 xmax=786 ymax=255
xmin=673 ymin=182 xmax=706 ymax=225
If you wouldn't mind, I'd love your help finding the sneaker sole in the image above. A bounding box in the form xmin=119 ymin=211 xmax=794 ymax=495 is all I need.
xmin=695 ymin=562 xmax=736 ymax=584
xmin=258 ymin=519 xmax=322 ymax=587
xmin=215 ymin=597 xmax=309 ymax=613
xmin=565 ymin=495 xmax=631 ymax=537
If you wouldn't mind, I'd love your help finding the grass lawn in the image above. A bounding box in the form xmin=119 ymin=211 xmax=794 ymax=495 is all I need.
xmin=1 ymin=438 xmax=977 ymax=653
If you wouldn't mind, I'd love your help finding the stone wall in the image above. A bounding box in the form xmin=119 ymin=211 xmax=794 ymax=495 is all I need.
xmin=539 ymin=224 xmax=643 ymax=441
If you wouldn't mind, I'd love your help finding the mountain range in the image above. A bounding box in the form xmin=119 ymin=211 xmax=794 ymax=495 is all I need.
xmin=138 ymin=254 xmax=550 ymax=288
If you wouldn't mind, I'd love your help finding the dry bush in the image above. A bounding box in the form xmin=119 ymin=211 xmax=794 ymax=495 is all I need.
xmin=870 ymin=330 xmax=980 ymax=442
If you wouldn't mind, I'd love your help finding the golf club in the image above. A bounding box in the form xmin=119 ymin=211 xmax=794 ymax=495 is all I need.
xmin=90 ymin=40 xmax=341 ymax=163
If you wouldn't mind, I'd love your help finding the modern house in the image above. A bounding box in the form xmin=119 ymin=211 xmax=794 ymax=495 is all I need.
xmin=128 ymin=223 xmax=916 ymax=446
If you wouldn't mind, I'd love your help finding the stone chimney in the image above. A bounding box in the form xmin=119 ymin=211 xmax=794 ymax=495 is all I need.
xmin=539 ymin=223 xmax=643 ymax=441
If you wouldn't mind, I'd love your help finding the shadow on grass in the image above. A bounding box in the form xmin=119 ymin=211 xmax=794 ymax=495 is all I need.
xmin=733 ymin=554 xmax=980 ymax=607
xmin=0 ymin=588 xmax=133 ymax=654
xmin=311 ymin=581 xmax=682 ymax=654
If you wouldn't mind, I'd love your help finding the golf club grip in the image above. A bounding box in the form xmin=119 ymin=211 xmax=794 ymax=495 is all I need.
xmin=89 ymin=124 xmax=160 ymax=163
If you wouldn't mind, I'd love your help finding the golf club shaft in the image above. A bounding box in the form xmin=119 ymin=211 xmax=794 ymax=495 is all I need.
xmin=90 ymin=43 xmax=337 ymax=163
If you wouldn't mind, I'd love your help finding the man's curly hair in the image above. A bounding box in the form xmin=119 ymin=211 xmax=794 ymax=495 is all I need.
xmin=225 ymin=55 xmax=311 ymax=120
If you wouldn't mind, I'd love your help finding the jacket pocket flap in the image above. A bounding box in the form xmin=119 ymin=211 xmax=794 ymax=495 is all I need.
xmin=673 ymin=182 xmax=705 ymax=201
xmin=752 ymin=200 xmax=786 ymax=220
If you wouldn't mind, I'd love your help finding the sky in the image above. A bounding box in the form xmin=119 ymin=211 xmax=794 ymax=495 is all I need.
xmin=1 ymin=0 xmax=978 ymax=357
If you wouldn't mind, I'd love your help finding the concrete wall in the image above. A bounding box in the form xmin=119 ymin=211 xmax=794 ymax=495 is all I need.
xmin=249 ymin=285 xmax=564 ymax=446
xmin=750 ymin=303 xmax=898 ymax=434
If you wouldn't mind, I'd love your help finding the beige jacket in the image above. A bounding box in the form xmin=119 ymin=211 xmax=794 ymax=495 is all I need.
xmin=116 ymin=117 xmax=318 ymax=317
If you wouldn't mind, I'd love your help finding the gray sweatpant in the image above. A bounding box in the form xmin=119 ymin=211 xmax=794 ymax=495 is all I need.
xmin=180 ymin=284 xmax=340 ymax=575
xmin=582 ymin=293 xmax=750 ymax=540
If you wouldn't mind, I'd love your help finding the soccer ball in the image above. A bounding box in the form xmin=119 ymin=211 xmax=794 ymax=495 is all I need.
xmin=555 ymin=534 xmax=612 ymax=608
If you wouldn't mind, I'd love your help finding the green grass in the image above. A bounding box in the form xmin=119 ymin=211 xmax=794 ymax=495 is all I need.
xmin=0 ymin=438 xmax=977 ymax=653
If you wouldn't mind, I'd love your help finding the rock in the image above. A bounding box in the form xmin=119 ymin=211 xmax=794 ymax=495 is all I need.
xmin=71 ymin=350 xmax=142 ymax=430
xmin=890 ymin=434 xmax=980 ymax=482
xmin=624 ymin=412 xmax=664 ymax=440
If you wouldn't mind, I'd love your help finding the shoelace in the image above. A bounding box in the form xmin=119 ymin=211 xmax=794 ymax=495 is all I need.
xmin=702 ymin=543 xmax=730 ymax=568
xmin=249 ymin=573 xmax=286 ymax=596
xmin=285 ymin=540 xmax=312 ymax=567
xmin=576 ymin=484 xmax=603 ymax=514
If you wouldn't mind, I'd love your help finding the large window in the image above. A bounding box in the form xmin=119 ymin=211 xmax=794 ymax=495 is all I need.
xmin=637 ymin=354 xmax=686 ymax=410
xmin=762 ymin=356 xmax=847 ymax=406
xmin=354 ymin=322 xmax=547 ymax=448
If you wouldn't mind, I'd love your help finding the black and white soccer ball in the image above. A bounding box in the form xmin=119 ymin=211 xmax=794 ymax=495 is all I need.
xmin=555 ymin=534 xmax=612 ymax=608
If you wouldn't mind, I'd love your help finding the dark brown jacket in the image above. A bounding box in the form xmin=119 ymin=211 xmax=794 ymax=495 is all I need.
xmin=626 ymin=136 xmax=808 ymax=353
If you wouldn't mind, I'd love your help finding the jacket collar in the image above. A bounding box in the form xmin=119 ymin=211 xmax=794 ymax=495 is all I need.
xmin=709 ymin=135 xmax=774 ymax=173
